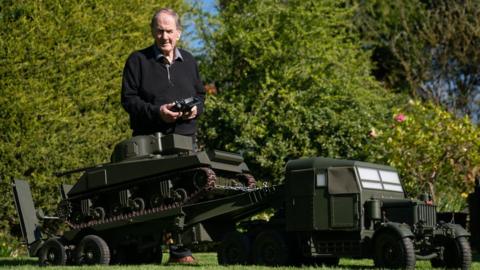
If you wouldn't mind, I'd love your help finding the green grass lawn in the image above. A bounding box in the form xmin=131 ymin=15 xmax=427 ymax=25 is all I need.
xmin=0 ymin=252 xmax=479 ymax=270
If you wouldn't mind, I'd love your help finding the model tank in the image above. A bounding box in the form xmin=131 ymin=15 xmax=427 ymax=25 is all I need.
xmin=56 ymin=132 xmax=256 ymax=228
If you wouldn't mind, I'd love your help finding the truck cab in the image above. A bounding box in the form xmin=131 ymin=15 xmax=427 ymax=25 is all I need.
xmin=285 ymin=157 xmax=406 ymax=233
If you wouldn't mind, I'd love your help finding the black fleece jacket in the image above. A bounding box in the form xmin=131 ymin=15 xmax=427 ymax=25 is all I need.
xmin=121 ymin=46 xmax=205 ymax=136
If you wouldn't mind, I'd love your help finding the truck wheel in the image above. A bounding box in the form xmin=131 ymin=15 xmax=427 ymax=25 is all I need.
xmin=38 ymin=238 xmax=67 ymax=266
xmin=74 ymin=235 xmax=110 ymax=265
xmin=218 ymin=231 xmax=251 ymax=265
xmin=432 ymin=236 xmax=472 ymax=269
xmin=373 ymin=232 xmax=415 ymax=269
xmin=252 ymin=231 xmax=290 ymax=266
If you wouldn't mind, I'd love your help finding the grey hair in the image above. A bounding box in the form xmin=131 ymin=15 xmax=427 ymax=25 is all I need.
xmin=150 ymin=8 xmax=182 ymax=30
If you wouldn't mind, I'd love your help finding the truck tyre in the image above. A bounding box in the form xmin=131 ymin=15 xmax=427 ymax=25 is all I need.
xmin=373 ymin=232 xmax=415 ymax=269
xmin=74 ymin=235 xmax=110 ymax=265
xmin=217 ymin=231 xmax=251 ymax=265
xmin=431 ymin=236 xmax=471 ymax=270
xmin=252 ymin=230 xmax=290 ymax=266
xmin=38 ymin=238 xmax=67 ymax=266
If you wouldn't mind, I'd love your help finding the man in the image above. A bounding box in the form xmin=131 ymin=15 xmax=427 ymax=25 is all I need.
xmin=121 ymin=8 xmax=204 ymax=264
xmin=122 ymin=8 xmax=205 ymax=140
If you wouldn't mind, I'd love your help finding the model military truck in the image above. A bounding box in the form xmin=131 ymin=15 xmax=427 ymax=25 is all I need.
xmin=217 ymin=157 xmax=472 ymax=269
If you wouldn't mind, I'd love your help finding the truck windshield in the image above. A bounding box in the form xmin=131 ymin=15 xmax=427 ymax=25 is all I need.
xmin=356 ymin=167 xmax=403 ymax=192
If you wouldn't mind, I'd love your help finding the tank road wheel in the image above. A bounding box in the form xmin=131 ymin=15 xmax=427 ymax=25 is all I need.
xmin=431 ymin=236 xmax=472 ymax=269
xmin=131 ymin=197 xmax=145 ymax=211
xmin=174 ymin=188 xmax=188 ymax=203
xmin=75 ymin=235 xmax=110 ymax=265
xmin=218 ymin=231 xmax=251 ymax=265
xmin=93 ymin=207 xmax=106 ymax=220
xmin=373 ymin=232 xmax=415 ymax=269
xmin=38 ymin=238 xmax=67 ymax=266
xmin=252 ymin=231 xmax=290 ymax=266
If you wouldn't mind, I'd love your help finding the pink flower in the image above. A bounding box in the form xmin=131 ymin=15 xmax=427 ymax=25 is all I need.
xmin=394 ymin=113 xmax=406 ymax=123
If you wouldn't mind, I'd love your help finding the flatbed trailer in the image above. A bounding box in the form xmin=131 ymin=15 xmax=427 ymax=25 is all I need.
xmin=13 ymin=178 xmax=283 ymax=265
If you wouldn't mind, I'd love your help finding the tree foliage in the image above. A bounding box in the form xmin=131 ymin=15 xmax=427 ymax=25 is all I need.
xmin=197 ymin=0 xmax=395 ymax=181
xmin=196 ymin=0 xmax=480 ymax=210
xmin=0 ymin=0 xmax=191 ymax=235
xmin=354 ymin=0 xmax=480 ymax=121
xmin=372 ymin=101 xmax=480 ymax=211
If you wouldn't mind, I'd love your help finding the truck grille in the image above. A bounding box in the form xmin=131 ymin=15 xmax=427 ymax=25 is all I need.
xmin=416 ymin=203 xmax=436 ymax=227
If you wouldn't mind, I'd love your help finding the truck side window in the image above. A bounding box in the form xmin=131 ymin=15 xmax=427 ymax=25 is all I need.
xmin=316 ymin=173 xmax=326 ymax=187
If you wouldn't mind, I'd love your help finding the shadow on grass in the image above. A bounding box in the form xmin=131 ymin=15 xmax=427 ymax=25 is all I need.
xmin=0 ymin=257 xmax=37 ymax=266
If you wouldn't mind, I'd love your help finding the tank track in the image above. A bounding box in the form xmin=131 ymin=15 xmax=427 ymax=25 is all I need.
xmin=59 ymin=167 xmax=255 ymax=229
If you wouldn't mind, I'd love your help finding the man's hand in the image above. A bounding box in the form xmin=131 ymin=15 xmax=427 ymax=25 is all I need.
xmin=181 ymin=105 xmax=197 ymax=120
xmin=160 ymin=103 xmax=182 ymax=123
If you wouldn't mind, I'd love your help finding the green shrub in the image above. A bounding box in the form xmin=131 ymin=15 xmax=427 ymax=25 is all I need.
xmin=0 ymin=0 xmax=192 ymax=237
xmin=372 ymin=100 xmax=480 ymax=211
xmin=0 ymin=232 xmax=24 ymax=257
xmin=198 ymin=0 xmax=395 ymax=182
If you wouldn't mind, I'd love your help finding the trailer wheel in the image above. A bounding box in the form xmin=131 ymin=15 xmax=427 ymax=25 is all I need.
xmin=75 ymin=235 xmax=110 ymax=265
xmin=218 ymin=231 xmax=251 ymax=265
xmin=38 ymin=238 xmax=67 ymax=266
xmin=252 ymin=231 xmax=290 ymax=266
xmin=373 ymin=232 xmax=415 ymax=269
xmin=431 ymin=236 xmax=471 ymax=269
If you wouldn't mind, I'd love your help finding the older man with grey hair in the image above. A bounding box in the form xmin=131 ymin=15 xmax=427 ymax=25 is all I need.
xmin=122 ymin=7 xmax=205 ymax=141
xmin=121 ymin=7 xmax=204 ymax=264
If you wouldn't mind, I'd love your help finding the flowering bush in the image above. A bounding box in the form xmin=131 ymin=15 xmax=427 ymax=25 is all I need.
xmin=373 ymin=100 xmax=480 ymax=211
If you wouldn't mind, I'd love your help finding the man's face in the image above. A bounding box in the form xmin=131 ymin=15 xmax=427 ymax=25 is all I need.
xmin=152 ymin=13 xmax=181 ymax=56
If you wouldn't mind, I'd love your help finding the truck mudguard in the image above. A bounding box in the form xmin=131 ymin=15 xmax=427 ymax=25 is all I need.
xmin=378 ymin=222 xmax=415 ymax=238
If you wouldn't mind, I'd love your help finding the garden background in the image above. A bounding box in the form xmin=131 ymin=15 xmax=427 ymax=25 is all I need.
xmin=1 ymin=0 xmax=479 ymax=257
